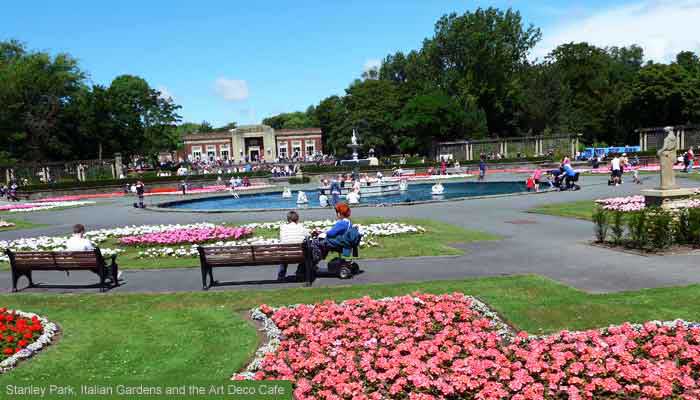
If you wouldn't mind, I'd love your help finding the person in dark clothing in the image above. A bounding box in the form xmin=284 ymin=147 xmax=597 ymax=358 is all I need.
xmin=134 ymin=181 xmax=145 ymax=208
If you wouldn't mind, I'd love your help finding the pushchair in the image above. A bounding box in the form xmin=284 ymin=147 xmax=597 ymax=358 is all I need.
xmin=563 ymin=172 xmax=581 ymax=191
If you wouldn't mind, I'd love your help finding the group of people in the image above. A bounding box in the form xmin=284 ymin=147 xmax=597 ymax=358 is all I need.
xmin=0 ymin=182 xmax=20 ymax=202
xmin=123 ymin=181 xmax=146 ymax=208
xmin=277 ymin=203 xmax=359 ymax=281
xmin=681 ymin=147 xmax=695 ymax=173
xmin=608 ymin=153 xmax=642 ymax=186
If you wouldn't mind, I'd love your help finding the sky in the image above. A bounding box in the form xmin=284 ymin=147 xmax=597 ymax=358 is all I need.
xmin=4 ymin=0 xmax=700 ymax=127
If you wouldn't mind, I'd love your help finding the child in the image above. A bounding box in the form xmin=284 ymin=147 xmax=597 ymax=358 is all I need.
xmin=277 ymin=211 xmax=309 ymax=281
xmin=633 ymin=169 xmax=642 ymax=184
xmin=526 ymin=177 xmax=535 ymax=192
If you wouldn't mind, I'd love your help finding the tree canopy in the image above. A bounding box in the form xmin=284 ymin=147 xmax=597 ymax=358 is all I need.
xmin=0 ymin=40 xmax=181 ymax=163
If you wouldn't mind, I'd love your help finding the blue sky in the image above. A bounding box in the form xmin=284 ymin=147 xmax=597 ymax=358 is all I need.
xmin=3 ymin=1 xmax=699 ymax=126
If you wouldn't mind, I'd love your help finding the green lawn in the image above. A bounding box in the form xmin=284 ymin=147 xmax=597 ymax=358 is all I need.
xmin=529 ymin=200 xmax=596 ymax=221
xmin=98 ymin=218 xmax=499 ymax=270
xmin=0 ymin=218 xmax=45 ymax=231
xmin=1 ymin=275 xmax=699 ymax=384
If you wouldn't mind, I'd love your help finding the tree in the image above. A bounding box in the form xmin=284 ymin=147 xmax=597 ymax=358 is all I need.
xmin=314 ymin=96 xmax=347 ymax=155
xmin=423 ymin=7 xmax=542 ymax=135
xmin=395 ymin=91 xmax=485 ymax=154
xmin=263 ymin=111 xmax=316 ymax=129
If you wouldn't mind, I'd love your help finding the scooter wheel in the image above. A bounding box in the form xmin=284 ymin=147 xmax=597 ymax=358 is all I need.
xmin=350 ymin=262 xmax=360 ymax=274
xmin=338 ymin=266 xmax=353 ymax=279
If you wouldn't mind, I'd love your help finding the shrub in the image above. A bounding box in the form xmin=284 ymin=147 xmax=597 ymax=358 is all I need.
xmin=288 ymin=176 xmax=311 ymax=185
xmin=610 ymin=211 xmax=625 ymax=246
xmin=626 ymin=210 xmax=648 ymax=249
xmin=675 ymin=209 xmax=691 ymax=245
xmin=647 ymin=208 xmax=674 ymax=250
xmin=688 ymin=208 xmax=700 ymax=246
xmin=592 ymin=206 xmax=609 ymax=243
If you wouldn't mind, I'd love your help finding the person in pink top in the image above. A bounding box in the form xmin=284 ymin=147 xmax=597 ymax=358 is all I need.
xmin=532 ymin=168 xmax=543 ymax=192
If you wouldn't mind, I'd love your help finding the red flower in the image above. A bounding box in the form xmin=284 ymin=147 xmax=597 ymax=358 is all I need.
xmin=2 ymin=348 xmax=12 ymax=355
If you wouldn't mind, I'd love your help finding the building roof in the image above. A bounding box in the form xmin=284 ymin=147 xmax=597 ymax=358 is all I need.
xmin=182 ymin=131 xmax=231 ymax=141
xmin=275 ymin=128 xmax=322 ymax=136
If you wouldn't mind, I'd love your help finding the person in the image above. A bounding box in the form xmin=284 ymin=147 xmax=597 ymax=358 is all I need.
xmin=440 ymin=160 xmax=446 ymax=175
xmin=277 ymin=211 xmax=309 ymax=281
xmin=632 ymin=168 xmax=642 ymax=184
xmin=309 ymin=203 xmax=356 ymax=265
xmin=180 ymin=180 xmax=187 ymax=195
xmin=65 ymin=225 xmax=124 ymax=281
xmin=689 ymin=147 xmax=695 ymax=172
xmin=134 ymin=181 xmax=145 ymax=208
xmin=242 ymin=176 xmax=250 ymax=187
xmin=346 ymin=189 xmax=360 ymax=204
xmin=352 ymin=179 xmax=361 ymax=193
xmin=559 ymin=163 xmax=579 ymax=190
xmin=683 ymin=151 xmax=691 ymax=173
xmin=319 ymin=191 xmax=329 ymax=208
xmin=610 ymin=154 xmax=622 ymax=186
xmin=65 ymin=224 xmax=94 ymax=252
xmin=526 ymin=176 xmax=535 ymax=192
xmin=478 ymin=158 xmax=487 ymax=181
xmin=620 ymin=153 xmax=629 ymax=182
xmin=296 ymin=191 xmax=308 ymax=204
xmin=376 ymin=171 xmax=384 ymax=182
xmin=329 ymin=178 xmax=341 ymax=206
xmin=532 ymin=168 xmax=543 ymax=192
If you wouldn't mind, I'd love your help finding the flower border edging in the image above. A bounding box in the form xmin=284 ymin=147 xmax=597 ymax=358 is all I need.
xmin=0 ymin=310 xmax=59 ymax=373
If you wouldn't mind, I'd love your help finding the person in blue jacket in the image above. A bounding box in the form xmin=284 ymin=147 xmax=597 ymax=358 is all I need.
xmin=329 ymin=177 xmax=342 ymax=206
xmin=559 ymin=163 xmax=579 ymax=190
xmin=309 ymin=203 xmax=357 ymax=264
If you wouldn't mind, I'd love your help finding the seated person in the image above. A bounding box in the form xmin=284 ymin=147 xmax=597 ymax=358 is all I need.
xmin=277 ymin=211 xmax=309 ymax=281
xmin=309 ymin=203 xmax=359 ymax=265
xmin=65 ymin=224 xmax=122 ymax=281
xmin=319 ymin=191 xmax=329 ymax=207
xmin=346 ymin=189 xmax=360 ymax=204
xmin=559 ymin=163 xmax=579 ymax=190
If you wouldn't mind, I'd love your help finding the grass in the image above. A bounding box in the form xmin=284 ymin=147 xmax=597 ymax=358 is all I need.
xmin=1 ymin=275 xmax=699 ymax=384
xmin=92 ymin=218 xmax=500 ymax=270
xmin=0 ymin=218 xmax=45 ymax=231
xmin=529 ymin=200 xmax=596 ymax=221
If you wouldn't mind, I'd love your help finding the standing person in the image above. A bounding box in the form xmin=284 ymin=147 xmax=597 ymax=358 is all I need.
xmin=134 ymin=181 xmax=145 ymax=208
xmin=180 ymin=180 xmax=187 ymax=195
xmin=277 ymin=211 xmax=309 ymax=281
xmin=532 ymin=168 xmax=543 ymax=192
xmin=478 ymin=158 xmax=487 ymax=181
xmin=440 ymin=160 xmax=447 ymax=175
xmin=319 ymin=190 xmax=329 ymax=207
xmin=329 ymin=178 xmax=341 ymax=206
xmin=620 ymin=153 xmax=629 ymax=183
xmin=683 ymin=151 xmax=691 ymax=173
xmin=688 ymin=147 xmax=695 ymax=172
xmin=610 ymin=154 xmax=622 ymax=186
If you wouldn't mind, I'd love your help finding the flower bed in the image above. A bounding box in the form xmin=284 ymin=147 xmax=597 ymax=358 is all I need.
xmin=0 ymin=308 xmax=58 ymax=373
xmin=593 ymin=194 xmax=700 ymax=250
xmin=237 ymin=294 xmax=700 ymax=400
xmin=118 ymin=226 xmax=253 ymax=246
xmin=0 ymin=200 xmax=95 ymax=213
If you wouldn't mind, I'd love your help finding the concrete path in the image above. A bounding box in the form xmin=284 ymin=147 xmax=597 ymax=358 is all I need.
xmin=1 ymin=173 xmax=698 ymax=294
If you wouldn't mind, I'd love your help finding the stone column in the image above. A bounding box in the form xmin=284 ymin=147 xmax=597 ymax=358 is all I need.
xmin=114 ymin=153 xmax=124 ymax=179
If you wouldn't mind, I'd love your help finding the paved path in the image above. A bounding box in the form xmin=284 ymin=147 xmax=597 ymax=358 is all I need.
xmin=1 ymin=173 xmax=698 ymax=294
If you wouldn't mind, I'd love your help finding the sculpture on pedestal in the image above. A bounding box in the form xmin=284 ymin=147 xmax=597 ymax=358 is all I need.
xmin=658 ymin=127 xmax=678 ymax=190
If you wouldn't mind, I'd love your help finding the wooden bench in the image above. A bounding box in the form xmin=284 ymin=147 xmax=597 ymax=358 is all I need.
xmin=197 ymin=241 xmax=313 ymax=289
xmin=5 ymin=248 xmax=119 ymax=292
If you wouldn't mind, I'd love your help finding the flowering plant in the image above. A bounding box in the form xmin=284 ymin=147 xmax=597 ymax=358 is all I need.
xmin=236 ymin=294 xmax=700 ymax=400
xmin=0 ymin=308 xmax=58 ymax=373
xmin=0 ymin=201 xmax=95 ymax=213
xmin=118 ymin=226 xmax=253 ymax=246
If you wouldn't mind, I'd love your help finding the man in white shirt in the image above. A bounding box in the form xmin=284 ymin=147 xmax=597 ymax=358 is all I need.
xmin=65 ymin=224 xmax=122 ymax=281
xmin=346 ymin=190 xmax=360 ymax=204
xmin=610 ymin=155 xmax=622 ymax=186
xmin=278 ymin=211 xmax=309 ymax=280
xmin=65 ymin=224 xmax=95 ymax=251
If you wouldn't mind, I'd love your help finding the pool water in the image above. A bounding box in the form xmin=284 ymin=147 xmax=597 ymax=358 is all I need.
xmin=166 ymin=181 xmax=528 ymax=211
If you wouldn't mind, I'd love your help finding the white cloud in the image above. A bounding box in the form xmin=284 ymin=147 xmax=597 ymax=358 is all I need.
xmin=214 ymin=78 xmax=249 ymax=101
xmin=157 ymin=85 xmax=175 ymax=101
xmin=534 ymin=0 xmax=700 ymax=63
xmin=363 ymin=59 xmax=381 ymax=73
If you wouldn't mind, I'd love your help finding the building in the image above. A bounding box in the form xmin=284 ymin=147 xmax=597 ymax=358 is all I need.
xmin=181 ymin=125 xmax=322 ymax=163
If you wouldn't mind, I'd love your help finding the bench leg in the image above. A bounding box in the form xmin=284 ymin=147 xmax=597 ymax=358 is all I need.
xmin=201 ymin=265 xmax=212 ymax=290
xmin=11 ymin=270 xmax=19 ymax=292
xmin=111 ymin=262 xmax=119 ymax=287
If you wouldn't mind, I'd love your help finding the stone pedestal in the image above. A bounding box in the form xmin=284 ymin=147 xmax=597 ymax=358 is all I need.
xmin=642 ymin=188 xmax=696 ymax=209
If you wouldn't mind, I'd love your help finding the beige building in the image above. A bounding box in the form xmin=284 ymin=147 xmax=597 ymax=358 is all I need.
xmin=182 ymin=124 xmax=322 ymax=163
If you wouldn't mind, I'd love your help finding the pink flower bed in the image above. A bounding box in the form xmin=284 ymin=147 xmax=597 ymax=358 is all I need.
xmin=596 ymin=195 xmax=646 ymax=212
xmin=237 ymin=294 xmax=700 ymax=400
xmin=118 ymin=226 xmax=253 ymax=246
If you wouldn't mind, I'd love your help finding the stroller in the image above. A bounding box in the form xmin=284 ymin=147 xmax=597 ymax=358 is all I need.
xmin=563 ymin=172 xmax=581 ymax=191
